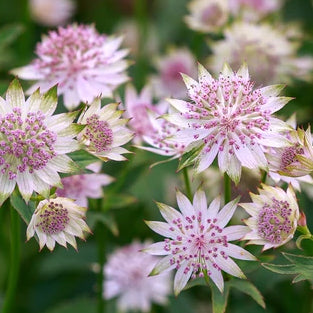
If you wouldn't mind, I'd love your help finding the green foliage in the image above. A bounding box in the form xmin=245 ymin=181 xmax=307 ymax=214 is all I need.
xmin=10 ymin=189 xmax=35 ymax=224
xmin=262 ymin=253 xmax=313 ymax=283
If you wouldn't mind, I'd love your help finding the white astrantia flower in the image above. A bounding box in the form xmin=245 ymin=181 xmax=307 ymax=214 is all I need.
xmin=267 ymin=115 xmax=313 ymax=190
xmin=11 ymin=24 xmax=129 ymax=110
xmin=165 ymin=63 xmax=292 ymax=183
xmin=77 ymin=98 xmax=133 ymax=161
xmin=0 ymin=79 xmax=80 ymax=205
xmin=184 ymin=0 xmax=229 ymax=33
xmin=144 ymin=190 xmax=256 ymax=294
xmin=138 ymin=109 xmax=187 ymax=159
xmin=27 ymin=197 xmax=91 ymax=251
xmin=208 ymin=22 xmax=313 ymax=86
xmin=104 ymin=241 xmax=171 ymax=312
xmin=29 ymin=0 xmax=75 ymax=27
xmin=240 ymin=185 xmax=299 ymax=250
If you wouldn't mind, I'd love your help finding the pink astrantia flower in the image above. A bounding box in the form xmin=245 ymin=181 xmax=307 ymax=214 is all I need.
xmin=0 ymin=79 xmax=79 ymax=204
xmin=29 ymin=0 xmax=75 ymax=27
xmin=11 ymin=24 xmax=129 ymax=110
xmin=144 ymin=190 xmax=255 ymax=294
xmin=56 ymin=173 xmax=114 ymax=207
xmin=151 ymin=48 xmax=197 ymax=99
xmin=27 ymin=197 xmax=91 ymax=251
xmin=124 ymin=84 xmax=166 ymax=144
xmin=184 ymin=0 xmax=229 ymax=33
xmin=78 ymin=98 xmax=133 ymax=161
xmin=240 ymin=185 xmax=299 ymax=250
xmin=166 ymin=63 xmax=292 ymax=183
xmin=104 ymin=241 xmax=171 ymax=312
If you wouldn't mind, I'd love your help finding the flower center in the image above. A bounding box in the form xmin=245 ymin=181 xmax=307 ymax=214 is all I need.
xmin=201 ymin=4 xmax=223 ymax=26
xmin=280 ymin=145 xmax=304 ymax=170
xmin=36 ymin=201 xmax=69 ymax=235
xmin=0 ymin=108 xmax=57 ymax=179
xmin=164 ymin=213 xmax=228 ymax=278
xmin=257 ymin=198 xmax=293 ymax=244
xmin=85 ymin=114 xmax=113 ymax=153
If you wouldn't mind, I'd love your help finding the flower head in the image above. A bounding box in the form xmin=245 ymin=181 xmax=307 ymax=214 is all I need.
xmin=124 ymin=84 xmax=166 ymax=144
xmin=27 ymin=197 xmax=91 ymax=251
xmin=29 ymin=0 xmax=75 ymax=26
xmin=228 ymin=0 xmax=282 ymax=20
xmin=104 ymin=241 xmax=171 ymax=312
xmin=12 ymin=24 xmax=129 ymax=110
xmin=56 ymin=173 xmax=114 ymax=207
xmin=267 ymin=127 xmax=313 ymax=178
xmin=0 ymin=79 xmax=79 ymax=204
xmin=144 ymin=190 xmax=255 ymax=294
xmin=240 ymin=185 xmax=299 ymax=250
xmin=184 ymin=0 xmax=229 ymax=33
xmin=78 ymin=99 xmax=133 ymax=161
xmin=208 ymin=22 xmax=313 ymax=86
xmin=138 ymin=109 xmax=187 ymax=158
xmin=166 ymin=63 xmax=292 ymax=183
xmin=151 ymin=48 xmax=197 ymax=99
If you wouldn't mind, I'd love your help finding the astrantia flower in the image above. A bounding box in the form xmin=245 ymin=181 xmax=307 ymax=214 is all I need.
xmin=208 ymin=22 xmax=313 ymax=86
xmin=27 ymin=197 xmax=91 ymax=251
xmin=11 ymin=24 xmax=129 ymax=110
xmin=240 ymin=185 xmax=299 ymax=250
xmin=78 ymin=98 xmax=133 ymax=161
xmin=104 ymin=241 xmax=171 ymax=312
xmin=138 ymin=109 xmax=187 ymax=158
xmin=166 ymin=63 xmax=292 ymax=183
xmin=144 ymin=190 xmax=255 ymax=294
xmin=0 ymin=79 xmax=79 ymax=205
xmin=56 ymin=173 xmax=114 ymax=207
xmin=267 ymin=127 xmax=313 ymax=178
xmin=29 ymin=0 xmax=75 ymax=27
xmin=151 ymin=48 xmax=197 ymax=99
xmin=124 ymin=84 xmax=166 ymax=144
xmin=184 ymin=0 xmax=229 ymax=33
xmin=228 ymin=0 xmax=282 ymax=21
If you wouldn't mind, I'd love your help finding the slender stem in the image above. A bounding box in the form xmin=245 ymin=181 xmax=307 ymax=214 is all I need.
xmin=96 ymin=220 xmax=106 ymax=313
xmin=183 ymin=167 xmax=192 ymax=200
xmin=224 ymin=173 xmax=231 ymax=204
xmin=2 ymin=206 xmax=21 ymax=313
xmin=261 ymin=170 xmax=267 ymax=184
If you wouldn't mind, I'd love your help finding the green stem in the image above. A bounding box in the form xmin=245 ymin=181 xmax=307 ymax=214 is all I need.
xmin=261 ymin=170 xmax=267 ymax=184
xmin=96 ymin=220 xmax=106 ymax=313
xmin=182 ymin=167 xmax=192 ymax=200
xmin=2 ymin=206 xmax=21 ymax=313
xmin=224 ymin=173 xmax=231 ymax=204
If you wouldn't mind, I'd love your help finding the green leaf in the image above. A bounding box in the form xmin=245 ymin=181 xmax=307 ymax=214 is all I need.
xmin=262 ymin=252 xmax=313 ymax=283
xmin=0 ymin=24 xmax=24 ymax=48
xmin=210 ymin=280 xmax=229 ymax=313
xmin=262 ymin=263 xmax=296 ymax=275
xmin=227 ymin=279 xmax=266 ymax=309
xmin=177 ymin=144 xmax=204 ymax=171
xmin=68 ymin=150 xmax=99 ymax=170
xmin=87 ymin=211 xmax=119 ymax=236
xmin=10 ymin=189 xmax=36 ymax=224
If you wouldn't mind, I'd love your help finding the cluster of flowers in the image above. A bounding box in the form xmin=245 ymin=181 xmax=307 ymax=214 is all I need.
xmin=2 ymin=2 xmax=313 ymax=310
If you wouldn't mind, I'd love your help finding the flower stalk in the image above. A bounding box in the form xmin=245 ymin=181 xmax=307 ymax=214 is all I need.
xmin=183 ymin=167 xmax=192 ymax=201
xmin=2 ymin=205 xmax=21 ymax=313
